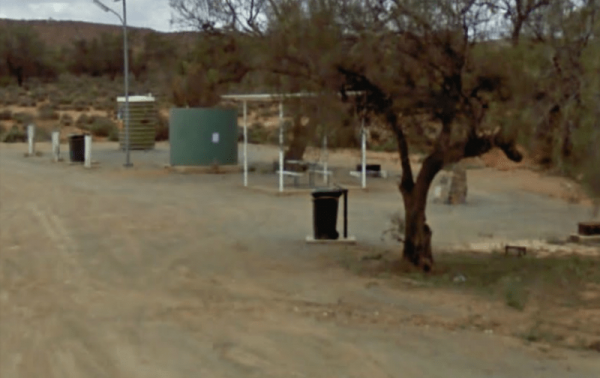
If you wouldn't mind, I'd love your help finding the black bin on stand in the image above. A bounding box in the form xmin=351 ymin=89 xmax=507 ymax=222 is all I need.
xmin=68 ymin=134 xmax=85 ymax=163
xmin=311 ymin=188 xmax=347 ymax=240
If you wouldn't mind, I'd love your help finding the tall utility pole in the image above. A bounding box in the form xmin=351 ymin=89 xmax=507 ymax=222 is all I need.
xmin=92 ymin=0 xmax=132 ymax=167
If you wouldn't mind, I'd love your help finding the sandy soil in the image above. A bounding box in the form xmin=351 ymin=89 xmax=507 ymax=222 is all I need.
xmin=1 ymin=142 xmax=599 ymax=378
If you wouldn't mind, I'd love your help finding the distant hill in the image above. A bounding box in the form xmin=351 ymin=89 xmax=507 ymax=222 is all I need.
xmin=0 ymin=19 xmax=197 ymax=49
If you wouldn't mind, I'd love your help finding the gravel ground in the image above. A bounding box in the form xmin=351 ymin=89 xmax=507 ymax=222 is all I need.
xmin=1 ymin=141 xmax=599 ymax=378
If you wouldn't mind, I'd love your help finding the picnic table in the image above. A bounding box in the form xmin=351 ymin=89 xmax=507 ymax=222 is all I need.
xmin=284 ymin=160 xmax=333 ymax=187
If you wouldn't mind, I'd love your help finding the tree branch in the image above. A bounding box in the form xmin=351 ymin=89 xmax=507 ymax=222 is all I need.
xmin=444 ymin=129 xmax=523 ymax=164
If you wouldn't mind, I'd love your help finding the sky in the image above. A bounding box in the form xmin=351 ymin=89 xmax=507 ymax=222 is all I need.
xmin=0 ymin=0 xmax=178 ymax=32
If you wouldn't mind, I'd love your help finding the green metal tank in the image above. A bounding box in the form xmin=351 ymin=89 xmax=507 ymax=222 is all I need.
xmin=117 ymin=95 xmax=157 ymax=150
xmin=169 ymin=108 xmax=238 ymax=166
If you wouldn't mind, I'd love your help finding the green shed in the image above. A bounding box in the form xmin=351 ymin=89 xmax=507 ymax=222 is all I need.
xmin=117 ymin=95 xmax=157 ymax=150
xmin=169 ymin=108 xmax=238 ymax=166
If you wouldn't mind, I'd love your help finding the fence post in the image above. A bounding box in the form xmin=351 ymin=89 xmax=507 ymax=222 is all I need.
xmin=51 ymin=131 xmax=60 ymax=162
xmin=27 ymin=124 xmax=35 ymax=156
xmin=84 ymin=134 xmax=92 ymax=168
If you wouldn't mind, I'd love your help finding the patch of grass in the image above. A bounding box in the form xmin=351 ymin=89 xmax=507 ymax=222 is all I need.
xmin=503 ymin=278 xmax=529 ymax=311
xmin=345 ymin=251 xmax=600 ymax=310
xmin=521 ymin=320 xmax=565 ymax=344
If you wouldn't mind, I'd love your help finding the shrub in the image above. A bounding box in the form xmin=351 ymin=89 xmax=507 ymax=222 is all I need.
xmin=108 ymin=127 xmax=119 ymax=141
xmin=37 ymin=105 xmax=59 ymax=120
xmin=0 ymin=109 xmax=12 ymax=121
xmin=73 ymin=99 xmax=89 ymax=112
xmin=248 ymin=122 xmax=272 ymax=144
xmin=370 ymin=139 xmax=397 ymax=153
xmin=18 ymin=97 xmax=36 ymax=107
xmin=60 ymin=113 xmax=73 ymax=126
xmin=32 ymin=90 xmax=47 ymax=102
xmin=155 ymin=113 xmax=169 ymax=141
xmin=2 ymin=125 xmax=27 ymax=143
xmin=89 ymin=117 xmax=117 ymax=137
xmin=58 ymin=96 xmax=74 ymax=105
xmin=0 ymin=122 xmax=6 ymax=135
xmin=12 ymin=112 xmax=35 ymax=125
xmin=34 ymin=127 xmax=51 ymax=142
xmin=76 ymin=114 xmax=91 ymax=129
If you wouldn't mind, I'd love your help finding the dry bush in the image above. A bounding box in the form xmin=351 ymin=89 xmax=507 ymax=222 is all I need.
xmin=89 ymin=117 xmax=117 ymax=137
xmin=0 ymin=109 xmax=12 ymax=121
xmin=155 ymin=112 xmax=169 ymax=141
xmin=72 ymin=99 xmax=90 ymax=112
xmin=37 ymin=104 xmax=59 ymax=120
xmin=18 ymin=97 xmax=36 ymax=107
xmin=1 ymin=125 xmax=27 ymax=143
xmin=12 ymin=112 xmax=34 ymax=125
xmin=60 ymin=113 xmax=73 ymax=126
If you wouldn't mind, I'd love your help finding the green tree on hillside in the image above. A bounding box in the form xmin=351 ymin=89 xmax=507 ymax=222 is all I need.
xmin=67 ymin=32 xmax=130 ymax=79
xmin=0 ymin=23 xmax=58 ymax=86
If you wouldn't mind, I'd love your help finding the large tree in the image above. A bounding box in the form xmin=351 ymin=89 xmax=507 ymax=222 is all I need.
xmin=0 ymin=23 xmax=57 ymax=86
xmin=171 ymin=0 xmax=598 ymax=270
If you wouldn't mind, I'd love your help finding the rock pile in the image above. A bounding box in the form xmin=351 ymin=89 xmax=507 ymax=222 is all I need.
xmin=448 ymin=164 xmax=468 ymax=205
xmin=432 ymin=164 xmax=468 ymax=205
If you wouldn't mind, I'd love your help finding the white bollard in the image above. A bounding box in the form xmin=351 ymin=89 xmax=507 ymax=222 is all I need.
xmin=323 ymin=135 xmax=328 ymax=185
xmin=84 ymin=134 xmax=92 ymax=168
xmin=434 ymin=185 xmax=442 ymax=201
xmin=51 ymin=131 xmax=60 ymax=162
xmin=27 ymin=124 xmax=35 ymax=156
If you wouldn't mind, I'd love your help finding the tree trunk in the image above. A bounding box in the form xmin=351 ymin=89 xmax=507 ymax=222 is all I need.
xmin=402 ymin=191 xmax=433 ymax=271
xmin=284 ymin=114 xmax=308 ymax=168
xmin=400 ymin=157 xmax=440 ymax=271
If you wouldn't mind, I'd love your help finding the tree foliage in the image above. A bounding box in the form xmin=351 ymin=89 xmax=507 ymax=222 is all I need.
xmin=0 ymin=23 xmax=58 ymax=86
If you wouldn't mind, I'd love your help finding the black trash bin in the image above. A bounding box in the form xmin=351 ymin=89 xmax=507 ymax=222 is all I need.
xmin=69 ymin=134 xmax=85 ymax=163
xmin=356 ymin=164 xmax=381 ymax=173
xmin=311 ymin=189 xmax=344 ymax=240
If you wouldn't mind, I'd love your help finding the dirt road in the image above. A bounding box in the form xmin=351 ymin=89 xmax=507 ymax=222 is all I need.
xmin=1 ymin=143 xmax=599 ymax=377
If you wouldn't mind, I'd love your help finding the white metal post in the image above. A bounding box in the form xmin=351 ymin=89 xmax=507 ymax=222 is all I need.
xmin=123 ymin=0 xmax=132 ymax=167
xmin=52 ymin=131 xmax=60 ymax=162
xmin=279 ymin=101 xmax=284 ymax=193
xmin=361 ymin=117 xmax=367 ymax=189
xmin=27 ymin=124 xmax=35 ymax=156
xmin=323 ymin=135 xmax=328 ymax=185
xmin=84 ymin=134 xmax=92 ymax=168
xmin=92 ymin=0 xmax=131 ymax=167
xmin=243 ymin=101 xmax=248 ymax=187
